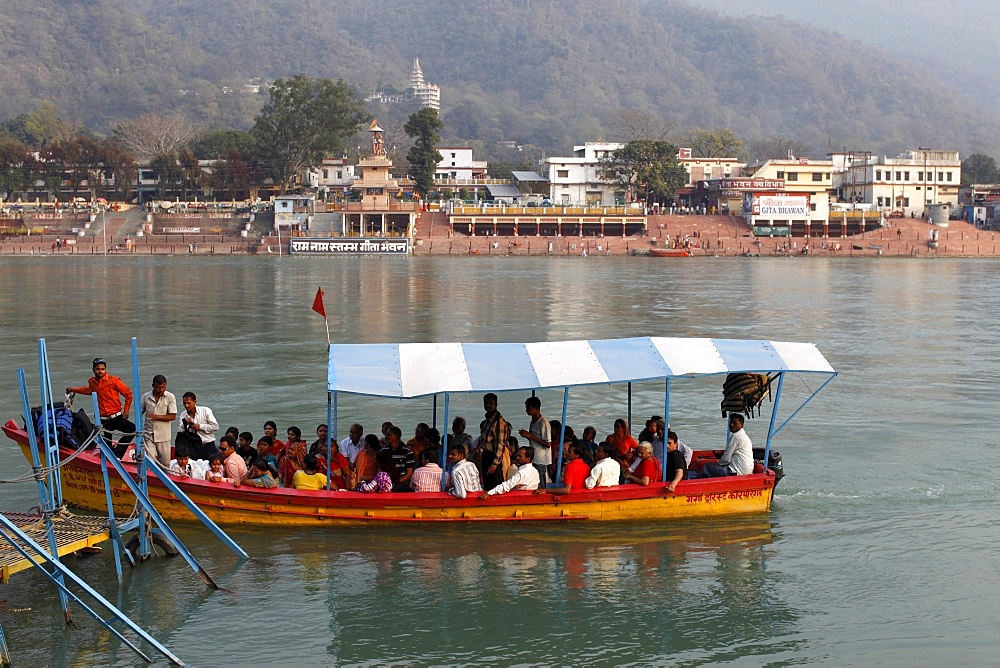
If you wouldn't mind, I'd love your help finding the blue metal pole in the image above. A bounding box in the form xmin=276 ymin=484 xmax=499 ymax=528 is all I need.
xmin=0 ymin=618 xmax=10 ymax=667
xmin=130 ymin=338 xmax=150 ymax=560
xmin=326 ymin=393 xmax=333 ymax=490
xmin=92 ymin=393 xmax=131 ymax=581
xmin=432 ymin=394 xmax=438 ymax=431
xmin=439 ymin=394 xmax=450 ymax=490
xmin=627 ymin=381 xmax=632 ymax=432
xmin=763 ymin=372 xmax=785 ymax=465
xmin=0 ymin=515 xmax=182 ymax=665
xmin=662 ymin=378 xmax=671 ymax=482
xmin=555 ymin=387 xmax=569 ymax=484
xmin=38 ymin=339 xmax=64 ymax=505
xmin=771 ymin=373 xmax=837 ymax=438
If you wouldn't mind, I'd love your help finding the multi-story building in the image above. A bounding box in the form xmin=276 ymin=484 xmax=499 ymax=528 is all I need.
xmin=832 ymin=149 xmax=961 ymax=216
xmin=410 ymin=59 xmax=441 ymax=111
xmin=738 ymin=158 xmax=834 ymax=235
xmin=542 ymin=142 xmax=623 ymax=206
xmin=435 ymin=147 xmax=487 ymax=181
xmin=307 ymin=157 xmax=355 ymax=199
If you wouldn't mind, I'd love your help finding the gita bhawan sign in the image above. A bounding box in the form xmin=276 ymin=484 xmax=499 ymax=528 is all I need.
xmin=289 ymin=238 xmax=410 ymax=255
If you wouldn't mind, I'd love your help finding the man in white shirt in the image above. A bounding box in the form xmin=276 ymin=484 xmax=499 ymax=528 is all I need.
xmin=698 ymin=413 xmax=753 ymax=478
xmin=447 ymin=445 xmax=483 ymax=499
xmin=480 ymin=446 xmax=540 ymax=497
xmin=338 ymin=423 xmax=364 ymax=464
xmin=141 ymin=374 xmax=177 ymax=467
xmin=177 ymin=391 xmax=220 ymax=460
xmin=518 ymin=396 xmax=551 ymax=488
xmin=168 ymin=445 xmax=208 ymax=481
xmin=585 ymin=443 xmax=621 ymax=488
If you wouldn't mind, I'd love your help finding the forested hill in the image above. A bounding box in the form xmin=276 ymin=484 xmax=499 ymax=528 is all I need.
xmin=3 ymin=0 xmax=999 ymax=158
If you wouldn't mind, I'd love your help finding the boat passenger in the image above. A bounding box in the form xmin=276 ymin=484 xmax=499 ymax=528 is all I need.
xmin=263 ymin=421 xmax=285 ymax=458
xmin=351 ymin=434 xmax=380 ymax=488
xmin=539 ymin=443 xmax=591 ymax=495
xmin=410 ymin=448 xmax=444 ymax=493
xmin=378 ymin=421 xmax=393 ymax=448
xmin=317 ymin=440 xmax=351 ymax=489
xmin=292 ymin=454 xmax=328 ymax=490
xmin=623 ymin=442 xmax=661 ymax=486
xmin=579 ymin=426 xmax=598 ymax=458
xmin=663 ymin=430 xmax=687 ymax=493
xmin=519 ymin=397 xmax=551 ymax=488
xmin=407 ymin=422 xmax=431 ymax=458
xmin=219 ymin=434 xmax=248 ymax=482
xmin=384 ymin=426 xmax=415 ymax=492
xmin=176 ymin=391 xmax=220 ymax=461
xmin=478 ymin=393 xmax=511 ymax=490
xmin=653 ymin=419 xmax=692 ymax=467
xmin=338 ymin=423 xmax=364 ymax=464
xmin=256 ymin=436 xmax=279 ymax=478
xmin=425 ymin=427 xmax=442 ymax=452
xmin=168 ymin=445 xmax=208 ymax=480
xmin=236 ymin=431 xmax=257 ymax=468
xmin=637 ymin=415 xmax=661 ymax=444
xmin=308 ymin=423 xmax=329 ymax=457
xmin=278 ymin=426 xmax=308 ymax=487
xmin=584 ymin=444 xmax=621 ymax=489
xmin=205 ymin=455 xmax=226 ymax=482
xmin=224 ymin=426 xmax=240 ymax=442
xmin=606 ymin=419 xmax=638 ymax=470
xmin=140 ymin=374 xmax=177 ymax=468
xmin=357 ymin=450 xmax=398 ymax=493
xmin=697 ymin=413 xmax=753 ymax=478
xmin=479 ymin=446 xmax=540 ymax=498
xmin=235 ymin=459 xmax=278 ymax=489
xmin=66 ymin=357 xmax=135 ymax=458
xmin=446 ymin=444 xmax=483 ymax=499
xmin=450 ymin=416 xmax=473 ymax=455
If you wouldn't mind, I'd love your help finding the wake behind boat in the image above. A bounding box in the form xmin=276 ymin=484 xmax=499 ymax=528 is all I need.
xmin=4 ymin=336 xmax=836 ymax=525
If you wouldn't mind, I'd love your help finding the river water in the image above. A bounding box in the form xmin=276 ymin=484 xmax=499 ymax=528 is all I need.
xmin=1 ymin=255 xmax=998 ymax=666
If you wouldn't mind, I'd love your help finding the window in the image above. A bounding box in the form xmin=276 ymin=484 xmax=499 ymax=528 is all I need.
xmin=787 ymin=172 xmax=798 ymax=181
xmin=904 ymin=171 xmax=910 ymax=181
xmin=903 ymin=197 xmax=910 ymax=207
xmin=877 ymin=196 xmax=885 ymax=207
xmin=810 ymin=203 xmax=816 ymax=211
xmin=946 ymin=172 xmax=953 ymax=181
xmin=896 ymin=171 xmax=902 ymax=180
xmin=557 ymin=170 xmax=569 ymax=179
xmin=876 ymin=170 xmax=882 ymax=181
xmin=322 ymin=170 xmax=328 ymax=179
xmin=451 ymin=153 xmax=456 ymax=158
xmin=776 ymin=171 xmax=784 ymax=179
xmin=812 ymin=172 xmax=823 ymax=182
xmin=336 ymin=171 xmax=342 ymax=179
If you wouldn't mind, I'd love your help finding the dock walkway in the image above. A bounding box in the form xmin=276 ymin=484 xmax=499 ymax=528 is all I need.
xmin=0 ymin=512 xmax=109 ymax=583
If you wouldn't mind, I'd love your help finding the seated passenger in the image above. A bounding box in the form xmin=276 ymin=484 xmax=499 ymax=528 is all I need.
xmin=357 ymin=449 xmax=398 ymax=493
xmin=205 ymin=455 xmax=226 ymax=482
xmin=279 ymin=426 xmax=308 ymax=487
xmin=579 ymin=426 xmax=599 ymax=458
xmin=584 ymin=444 xmax=621 ymax=489
xmin=697 ymin=413 xmax=753 ymax=478
xmin=447 ymin=444 xmax=483 ymax=499
xmin=263 ymin=421 xmax=285 ymax=458
xmin=410 ymin=448 xmax=444 ymax=492
xmin=168 ymin=445 xmax=208 ymax=480
xmin=234 ymin=459 xmax=278 ymax=489
xmin=317 ymin=440 xmax=351 ymax=489
xmin=292 ymin=454 xmax=328 ymax=490
xmin=624 ymin=441 xmax=661 ymax=486
xmin=384 ymin=426 xmax=415 ymax=492
xmin=256 ymin=437 xmax=279 ymax=479
xmin=406 ymin=422 xmax=431 ymax=458
xmin=654 ymin=419 xmax=691 ymax=467
xmin=479 ymin=446 xmax=540 ymax=498
xmin=236 ymin=431 xmax=257 ymax=468
xmin=450 ymin=416 xmax=473 ymax=454
xmin=540 ymin=442 xmax=591 ymax=495
xmin=351 ymin=434 xmax=380 ymax=488
xmin=664 ymin=430 xmax=688 ymax=493
xmin=606 ymin=419 xmax=638 ymax=469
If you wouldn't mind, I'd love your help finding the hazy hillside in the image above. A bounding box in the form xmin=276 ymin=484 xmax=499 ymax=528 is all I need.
xmin=2 ymin=0 xmax=998 ymax=159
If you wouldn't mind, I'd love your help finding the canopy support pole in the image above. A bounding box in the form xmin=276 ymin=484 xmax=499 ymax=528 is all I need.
xmin=770 ymin=373 xmax=837 ymax=439
xmin=627 ymin=382 xmax=632 ymax=432
xmin=432 ymin=394 xmax=438 ymax=431
xmin=763 ymin=372 xmax=785 ymax=465
xmin=326 ymin=392 xmax=335 ymax=490
xmin=661 ymin=377 xmax=671 ymax=481
xmin=439 ymin=393 xmax=451 ymax=490
xmin=555 ymin=387 xmax=569 ymax=484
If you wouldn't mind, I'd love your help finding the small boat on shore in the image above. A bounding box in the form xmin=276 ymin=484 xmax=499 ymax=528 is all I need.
xmin=649 ymin=248 xmax=692 ymax=257
xmin=4 ymin=337 xmax=835 ymax=526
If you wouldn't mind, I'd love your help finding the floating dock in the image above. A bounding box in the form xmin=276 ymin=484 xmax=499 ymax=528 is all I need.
xmin=0 ymin=512 xmax=109 ymax=583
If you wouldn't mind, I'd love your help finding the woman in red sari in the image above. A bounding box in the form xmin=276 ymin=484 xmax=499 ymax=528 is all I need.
xmin=606 ymin=419 xmax=638 ymax=469
xmin=263 ymin=421 xmax=286 ymax=458
xmin=624 ymin=441 xmax=661 ymax=486
xmin=278 ymin=426 xmax=307 ymax=488
xmin=351 ymin=434 xmax=381 ymax=488
xmin=314 ymin=440 xmax=351 ymax=489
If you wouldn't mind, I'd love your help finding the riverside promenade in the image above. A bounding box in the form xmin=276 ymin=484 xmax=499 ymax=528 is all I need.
xmin=2 ymin=212 xmax=997 ymax=258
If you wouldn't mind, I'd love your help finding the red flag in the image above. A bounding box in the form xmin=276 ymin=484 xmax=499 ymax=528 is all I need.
xmin=312 ymin=287 xmax=326 ymax=318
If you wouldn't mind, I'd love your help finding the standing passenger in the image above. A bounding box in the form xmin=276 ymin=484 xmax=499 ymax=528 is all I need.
xmin=478 ymin=393 xmax=511 ymax=489
xmin=519 ymin=396 xmax=551 ymax=488
xmin=140 ymin=374 xmax=176 ymax=467
xmin=66 ymin=357 xmax=135 ymax=457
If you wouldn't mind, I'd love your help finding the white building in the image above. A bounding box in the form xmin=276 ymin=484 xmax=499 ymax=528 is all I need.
xmin=435 ymin=147 xmax=487 ymax=180
xmin=542 ymin=142 xmax=624 ymax=206
xmin=745 ymin=158 xmax=833 ymax=227
xmin=306 ymin=157 xmax=356 ymax=197
xmin=410 ymin=59 xmax=441 ymax=111
xmin=832 ymin=149 xmax=961 ymax=217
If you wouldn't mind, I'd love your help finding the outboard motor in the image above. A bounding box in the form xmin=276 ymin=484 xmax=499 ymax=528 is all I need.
xmin=753 ymin=447 xmax=783 ymax=483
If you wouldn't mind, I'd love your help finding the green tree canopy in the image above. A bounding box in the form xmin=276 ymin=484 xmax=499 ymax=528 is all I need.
xmin=251 ymin=74 xmax=368 ymax=193
xmin=599 ymin=140 xmax=688 ymax=205
xmin=681 ymin=127 xmax=746 ymax=159
xmin=404 ymin=108 xmax=444 ymax=199
xmin=962 ymin=153 xmax=998 ymax=185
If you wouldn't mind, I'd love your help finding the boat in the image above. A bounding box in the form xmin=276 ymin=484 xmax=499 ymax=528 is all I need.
xmin=4 ymin=337 xmax=835 ymax=525
xmin=649 ymin=248 xmax=692 ymax=257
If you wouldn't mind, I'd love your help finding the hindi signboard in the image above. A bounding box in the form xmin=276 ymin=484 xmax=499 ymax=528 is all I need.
xmin=288 ymin=237 xmax=410 ymax=255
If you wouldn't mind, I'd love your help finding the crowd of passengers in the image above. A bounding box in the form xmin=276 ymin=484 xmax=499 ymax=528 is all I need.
xmin=166 ymin=393 xmax=756 ymax=496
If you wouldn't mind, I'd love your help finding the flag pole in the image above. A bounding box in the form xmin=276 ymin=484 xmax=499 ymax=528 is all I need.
xmin=312 ymin=287 xmax=330 ymax=346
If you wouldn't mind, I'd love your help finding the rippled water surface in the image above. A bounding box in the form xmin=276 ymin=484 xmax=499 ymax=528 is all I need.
xmin=1 ymin=255 xmax=999 ymax=665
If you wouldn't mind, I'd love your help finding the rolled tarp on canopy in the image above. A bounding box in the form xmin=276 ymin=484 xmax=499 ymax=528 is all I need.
xmin=327 ymin=337 xmax=835 ymax=399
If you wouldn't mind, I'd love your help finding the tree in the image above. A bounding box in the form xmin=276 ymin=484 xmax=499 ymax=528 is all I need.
xmin=0 ymin=103 xmax=81 ymax=149
xmin=746 ymin=136 xmax=813 ymax=164
xmin=682 ymin=127 xmax=745 ymax=159
xmin=0 ymin=136 xmax=35 ymax=202
xmin=610 ymin=108 xmax=676 ymax=143
xmin=112 ymin=113 xmax=196 ymax=160
xmin=189 ymin=129 xmax=255 ymax=160
xmin=251 ymin=74 xmax=368 ymax=193
xmin=404 ymin=108 xmax=444 ymax=199
xmin=962 ymin=153 xmax=998 ymax=185
xmin=599 ymin=140 xmax=688 ymax=205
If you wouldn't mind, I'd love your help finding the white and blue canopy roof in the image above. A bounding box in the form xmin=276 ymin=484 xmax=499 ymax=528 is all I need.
xmin=327 ymin=337 xmax=835 ymax=399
